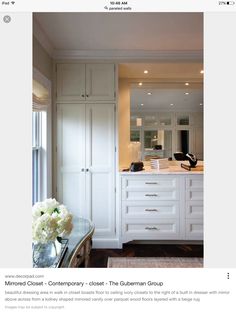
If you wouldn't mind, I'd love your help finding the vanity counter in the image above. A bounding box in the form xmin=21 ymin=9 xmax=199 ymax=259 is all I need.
xmin=120 ymin=164 xmax=204 ymax=175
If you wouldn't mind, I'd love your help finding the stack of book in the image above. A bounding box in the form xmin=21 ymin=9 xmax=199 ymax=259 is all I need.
xmin=150 ymin=158 xmax=169 ymax=170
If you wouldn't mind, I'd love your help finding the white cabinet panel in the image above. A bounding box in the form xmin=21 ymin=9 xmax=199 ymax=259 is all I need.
xmin=86 ymin=64 xmax=115 ymax=101
xmin=57 ymin=64 xmax=85 ymax=102
xmin=186 ymin=201 xmax=203 ymax=218
xmin=123 ymin=220 xmax=179 ymax=241
xmin=186 ymin=190 xmax=203 ymax=201
xmin=86 ymin=104 xmax=115 ymax=238
xmin=123 ymin=190 xmax=178 ymax=201
xmin=122 ymin=176 xmax=178 ymax=190
xmin=185 ymin=175 xmax=203 ymax=240
xmin=120 ymin=173 xmax=203 ymax=244
xmin=61 ymin=173 xmax=85 ymax=219
xmin=57 ymin=104 xmax=86 ymax=219
xmin=122 ymin=201 xmax=179 ymax=219
xmin=57 ymin=103 xmax=116 ymax=246
xmin=186 ymin=176 xmax=203 ymax=189
xmin=86 ymin=103 xmax=115 ymax=168
xmin=90 ymin=173 xmax=115 ymax=237
xmin=57 ymin=63 xmax=115 ymax=102
xmin=58 ymin=104 xmax=85 ymax=167
xmin=186 ymin=176 xmax=203 ymax=201
xmin=186 ymin=219 xmax=203 ymax=240
xmin=121 ymin=174 xmax=181 ymax=243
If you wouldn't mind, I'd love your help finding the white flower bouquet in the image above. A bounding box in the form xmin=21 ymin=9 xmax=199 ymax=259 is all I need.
xmin=32 ymin=198 xmax=73 ymax=244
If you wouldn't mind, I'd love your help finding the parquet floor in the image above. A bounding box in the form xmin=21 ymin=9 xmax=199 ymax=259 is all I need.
xmin=88 ymin=243 xmax=203 ymax=267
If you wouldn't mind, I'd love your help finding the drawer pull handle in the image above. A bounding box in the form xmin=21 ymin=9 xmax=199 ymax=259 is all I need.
xmin=145 ymin=194 xmax=158 ymax=197
xmin=145 ymin=209 xmax=158 ymax=212
xmin=145 ymin=182 xmax=158 ymax=185
xmin=145 ymin=227 xmax=159 ymax=231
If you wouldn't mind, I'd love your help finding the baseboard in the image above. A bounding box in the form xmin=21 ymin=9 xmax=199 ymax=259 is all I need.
xmin=92 ymin=238 xmax=203 ymax=248
xmin=130 ymin=240 xmax=204 ymax=245
xmin=92 ymin=238 xmax=121 ymax=249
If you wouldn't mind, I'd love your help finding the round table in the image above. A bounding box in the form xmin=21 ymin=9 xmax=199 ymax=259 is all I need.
xmin=62 ymin=217 xmax=95 ymax=268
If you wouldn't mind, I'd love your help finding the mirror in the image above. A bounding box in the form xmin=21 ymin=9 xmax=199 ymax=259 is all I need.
xmin=130 ymin=82 xmax=203 ymax=161
xmin=176 ymin=130 xmax=189 ymax=155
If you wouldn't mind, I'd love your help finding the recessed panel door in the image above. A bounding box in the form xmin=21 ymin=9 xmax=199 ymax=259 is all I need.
xmin=85 ymin=103 xmax=115 ymax=238
xmin=57 ymin=64 xmax=86 ymax=102
xmin=85 ymin=64 xmax=115 ymax=101
xmin=57 ymin=104 xmax=86 ymax=219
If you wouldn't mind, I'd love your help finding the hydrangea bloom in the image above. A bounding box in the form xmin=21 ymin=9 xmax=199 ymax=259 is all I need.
xmin=32 ymin=198 xmax=73 ymax=243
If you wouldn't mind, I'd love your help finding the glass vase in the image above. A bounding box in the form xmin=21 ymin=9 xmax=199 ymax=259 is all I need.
xmin=33 ymin=239 xmax=61 ymax=268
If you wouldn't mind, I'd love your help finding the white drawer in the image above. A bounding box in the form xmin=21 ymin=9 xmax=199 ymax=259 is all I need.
xmin=186 ymin=190 xmax=203 ymax=201
xmin=122 ymin=201 xmax=179 ymax=219
xmin=186 ymin=201 xmax=203 ymax=218
xmin=185 ymin=219 xmax=203 ymax=240
xmin=122 ymin=176 xmax=178 ymax=190
xmin=186 ymin=176 xmax=203 ymax=189
xmin=122 ymin=220 xmax=179 ymax=240
xmin=122 ymin=190 xmax=178 ymax=201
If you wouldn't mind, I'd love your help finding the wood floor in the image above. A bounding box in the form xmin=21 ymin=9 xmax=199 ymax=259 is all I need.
xmin=88 ymin=243 xmax=203 ymax=267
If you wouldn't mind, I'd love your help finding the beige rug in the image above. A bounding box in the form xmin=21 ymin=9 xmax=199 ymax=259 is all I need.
xmin=107 ymin=257 xmax=203 ymax=268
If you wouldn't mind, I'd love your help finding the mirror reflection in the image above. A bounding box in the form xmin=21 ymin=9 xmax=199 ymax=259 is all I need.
xmin=130 ymin=82 xmax=203 ymax=161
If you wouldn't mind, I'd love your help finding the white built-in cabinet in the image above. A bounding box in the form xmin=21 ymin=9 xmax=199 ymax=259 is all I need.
xmin=120 ymin=173 xmax=203 ymax=244
xmin=57 ymin=103 xmax=116 ymax=246
xmin=56 ymin=63 xmax=115 ymax=102
xmin=55 ymin=63 xmax=117 ymax=248
xmin=185 ymin=175 xmax=203 ymax=240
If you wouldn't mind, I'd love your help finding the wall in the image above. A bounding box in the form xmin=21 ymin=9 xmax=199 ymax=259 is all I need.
xmin=118 ymin=79 xmax=131 ymax=168
xmin=33 ymin=36 xmax=53 ymax=81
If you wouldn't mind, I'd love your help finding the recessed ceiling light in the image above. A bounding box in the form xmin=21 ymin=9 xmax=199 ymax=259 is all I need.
xmin=184 ymin=92 xmax=189 ymax=95
xmin=200 ymin=70 xmax=204 ymax=74
xmin=139 ymin=82 xmax=143 ymax=86
xmin=185 ymin=82 xmax=189 ymax=86
xmin=140 ymin=103 xmax=144 ymax=106
xmin=147 ymin=92 xmax=152 ymax=95
xmin=170 ymin=103 xmax=174 ymax=106
xmin=144 ymin=70 xmax=148 ymax=74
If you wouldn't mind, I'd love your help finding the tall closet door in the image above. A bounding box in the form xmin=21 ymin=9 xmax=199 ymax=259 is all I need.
xmin=57 ymin=104 xmax=86 ymax=219
xmin=85 ymin=103 xmax=115 ymax=238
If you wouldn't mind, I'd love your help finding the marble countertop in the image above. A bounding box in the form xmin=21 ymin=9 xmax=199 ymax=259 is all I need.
xmin=120 ymin=161 xmax=204 ymax=175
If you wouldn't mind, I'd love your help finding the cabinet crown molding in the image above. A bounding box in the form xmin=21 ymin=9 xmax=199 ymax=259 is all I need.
xmin=53 ymin=50 xmax=203 ymax=61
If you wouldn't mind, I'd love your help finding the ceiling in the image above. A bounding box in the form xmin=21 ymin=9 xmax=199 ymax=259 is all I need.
xmin=34 ymin=12 xmax=203 ymax=52
xmin=119 ymin=63 xmax=203 ymax=79
xmin=34 ymin=13 xmax=203 ymax=112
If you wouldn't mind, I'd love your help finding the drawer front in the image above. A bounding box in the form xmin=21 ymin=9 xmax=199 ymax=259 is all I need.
xmin=122 ymin=176 xmax=178 ymax=190
xmin=186 ymin=201 xmax=203 ymax=218
xmin=185 ymin=219 xmax=203 ymax=240
xmin=122 ymin=201 xmax=179 ymax=219
xmin=186 ymin=190 xmax=203 ymax=201
xmin=123 ymin=220 xmax=179 ymax=240
xmin=122 ymin=190 xmax=178 ymax=201
xmin=186 ymin=176 xmax=203 ymax=189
